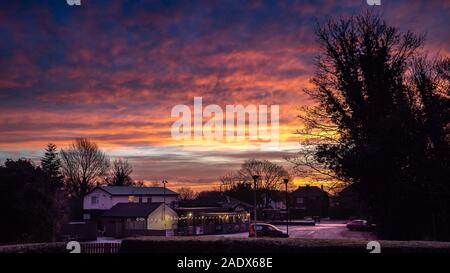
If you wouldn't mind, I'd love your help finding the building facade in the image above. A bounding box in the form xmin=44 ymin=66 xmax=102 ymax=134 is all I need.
xmin=290 ymin=185 xmax=329 ymax=218
xmin=175 ymin=193 xmax=252 ymax=235
xmin=83 ymin=185 xmax=178 ymax=220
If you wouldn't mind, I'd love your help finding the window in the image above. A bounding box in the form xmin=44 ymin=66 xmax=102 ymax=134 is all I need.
xmin=266 ymin=226 xmax=277 ymax=232
xmin=146 ymin=197 xmax=152 ymax=203
xmin=139 ymin=197 xmax=143 ymax=203
xmin=255 ymin=225 xmax=263 ymax=231
xmin=296 ymin=197 xmax=304 ymax=204
xmin=128 ymin=195 xmax=134 ymax=202
xmin=91 ymin=196 xmax=99 ymax=205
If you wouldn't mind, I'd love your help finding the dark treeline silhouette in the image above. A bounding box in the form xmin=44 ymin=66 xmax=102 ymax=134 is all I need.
xmin=0 ymin=138 xmax=142 ymax=243
xmin=219 ymin=159 xmax=291 ymax=208
xmin=177 ymin=187 xmax=197 ymax=201
xmin=0 ymin=144 xmax=66 ymax=244
xmin=293 ymin=12 xmax=449 ymax=240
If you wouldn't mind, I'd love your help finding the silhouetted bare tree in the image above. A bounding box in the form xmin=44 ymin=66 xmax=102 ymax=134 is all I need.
xmin=60 ymin=138 xmax=110 ymax=218
xmin=237 ymin=159 xmax=290 ymax=208
xmin=219 ymin=172 xmax=241 ymax=191
xmin=177 ymin=187 xmax=197 ymax=201
xmin=107 ymin=159 xmax=133 ymax=186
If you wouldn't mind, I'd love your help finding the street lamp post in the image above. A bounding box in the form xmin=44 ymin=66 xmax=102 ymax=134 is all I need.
xmin=162 ymin=180 xmax=168 ymax=230
xmin=283 ymin=178 xmax=289 ymax=235
xmin=252 ymin=175 xmax=260 ymax=238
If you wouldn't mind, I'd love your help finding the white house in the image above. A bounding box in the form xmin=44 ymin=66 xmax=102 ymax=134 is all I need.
xmin=83 ymin=186 xmax=179 ymax=221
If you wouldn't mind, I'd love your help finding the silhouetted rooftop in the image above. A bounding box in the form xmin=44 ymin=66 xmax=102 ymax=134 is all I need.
xmin=95 ymin=186 xmax=178 ymax=196
xmin=102 ymin=203 xmax=163 ymax=218
xmin=291 ymin=185 xmax=328 ymax=197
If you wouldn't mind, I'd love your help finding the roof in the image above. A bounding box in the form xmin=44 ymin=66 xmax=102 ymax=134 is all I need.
xmin=94 ymin=186 xmax=178 ymax=196
xmin=291 ymin=185 xmax=328 ymax=197
xmin=338 ymin=184 xmax=358 ymax=196
xmin=102 ymin=203 xmax=163 ymax=218
xmin=179 ymin=192 xmax=253 ymax=210
xmin=175 ymin=207 xmax=225 ymax=213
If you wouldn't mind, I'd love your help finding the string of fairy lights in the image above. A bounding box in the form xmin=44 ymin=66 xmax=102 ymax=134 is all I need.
xmin=130 ymin=213 xmax=251 ymax=222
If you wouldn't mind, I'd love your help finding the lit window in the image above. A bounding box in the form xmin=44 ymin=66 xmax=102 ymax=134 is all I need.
xmin=128 ymin=195 xmax=134 ymax=202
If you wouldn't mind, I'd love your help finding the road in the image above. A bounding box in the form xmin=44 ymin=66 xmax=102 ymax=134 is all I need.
xmin=213 ymin=221 xmax=376 ymax=240
xmin=90 ymin=221 xmax=376 ymax=242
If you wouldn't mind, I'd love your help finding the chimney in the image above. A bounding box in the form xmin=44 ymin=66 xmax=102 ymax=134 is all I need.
xmin=321 ymin=185 xmax=324 ymax=191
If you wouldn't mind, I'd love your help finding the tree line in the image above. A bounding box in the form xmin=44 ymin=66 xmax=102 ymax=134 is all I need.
xmin=215 ymin=159 xmax=291 ymax=208
xmin=0 ymin=138 xmax=139 ymax=244
xmin=177 ymin=159 xmax=292 ymax=214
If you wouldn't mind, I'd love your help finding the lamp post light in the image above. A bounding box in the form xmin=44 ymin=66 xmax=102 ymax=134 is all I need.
xmin=252 ymin=175 xmax=260 ymax=238
xmin=162 ymin=180 xmax=168 ymax=230
xmin=283 ymin=178 xmax=289 ymax=235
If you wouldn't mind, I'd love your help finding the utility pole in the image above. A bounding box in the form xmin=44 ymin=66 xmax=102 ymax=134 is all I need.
xmin=252 ymin=175 xmax=260 ymax=238
xmin=283 ymin=178 xmax=289 ymax=235
xmin=162 ymin=180 xmax=168 ymax=231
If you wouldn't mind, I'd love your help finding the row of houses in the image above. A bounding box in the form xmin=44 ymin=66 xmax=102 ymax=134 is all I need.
xmin=269 ymin=184 xmax=362 ymax=220
xmin=64 ymin=184 xmax=360 ymax=240
xmin=77 ymin=186 xmax=252 ymax=239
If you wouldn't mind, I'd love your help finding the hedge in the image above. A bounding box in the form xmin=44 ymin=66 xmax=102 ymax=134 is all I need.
xmin=120 ymin=236 xmax=450 ymax=253
xmin=0 ymin=242 xmax=68 ymax=253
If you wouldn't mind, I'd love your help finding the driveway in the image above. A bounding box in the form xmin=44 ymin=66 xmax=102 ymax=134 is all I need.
xmin=281 ymin=222 xmax=376 ymax=240
xmin=90 ymin=221 xmax=376 ymax=241
xmin=210 ymin=221 xmax=376 ymax=240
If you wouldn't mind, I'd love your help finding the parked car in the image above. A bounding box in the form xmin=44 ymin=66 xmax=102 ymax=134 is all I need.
xmin=249 ymin=223 xmax=289 ymax=238
xmin=346 ymin=219 xmax=375 ymax=231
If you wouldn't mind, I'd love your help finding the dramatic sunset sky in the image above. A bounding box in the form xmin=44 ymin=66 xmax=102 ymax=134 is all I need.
xmin=0 ymin=0 xmax=448 ymax=191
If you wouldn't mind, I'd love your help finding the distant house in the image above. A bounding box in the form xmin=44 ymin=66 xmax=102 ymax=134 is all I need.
xmin=83 ymin=186 xmax=179 ymax=221
xmin=331 ymin=184 xmax=365 ymax=219
xmin=102 ymin=203 xmax=178 ymax=237
xmin=261 ymin=190 xmax=287 ymax=220
xmin=262 ymin=190 xmax=285 ymax=209
xmin=290 ymin=185 xmax=329 ymax=218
